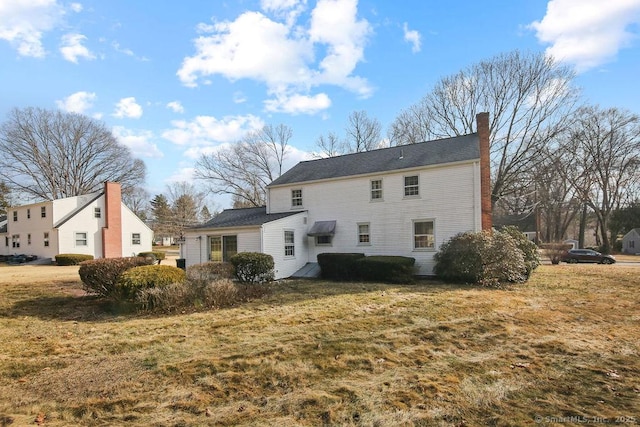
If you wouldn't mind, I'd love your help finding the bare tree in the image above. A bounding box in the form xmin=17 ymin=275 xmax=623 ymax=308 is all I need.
xmin=122 ymin=186 xmax=150 ymax=221
xmin=345 ymin=110 xmax=382 ymax=152
xmin=561 ymin=106 xmax=640 ymax=253
xmin=313 ymin=132 xmax=344 ymax=158
xmin=0 ymin=107 xmax=146 ymax=200
xmin=388 ymin=50 xmax=581 ymax=208
xmin=0 ymin=180 xmax=11 ymax=215
xmin=195 ymin=124 xmax=292 ymax=207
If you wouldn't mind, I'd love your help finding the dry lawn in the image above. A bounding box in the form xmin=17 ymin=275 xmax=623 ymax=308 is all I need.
xmin=0 ymin=263 xmax=638 ymax=426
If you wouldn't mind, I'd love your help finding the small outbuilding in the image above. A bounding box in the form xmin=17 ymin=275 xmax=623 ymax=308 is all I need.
xmin=621 ymin=228 xmax=640 ymax=254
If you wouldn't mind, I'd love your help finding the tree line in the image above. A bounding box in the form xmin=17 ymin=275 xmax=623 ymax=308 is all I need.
xmin=1 ymin=50 xmax=639 ymax=252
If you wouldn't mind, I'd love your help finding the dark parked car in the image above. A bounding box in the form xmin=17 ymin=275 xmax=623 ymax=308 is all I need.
xmin=560 ymin=249 xmax=616 ymax=264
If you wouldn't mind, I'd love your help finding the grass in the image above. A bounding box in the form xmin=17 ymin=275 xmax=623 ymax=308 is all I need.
xmin=0 ymin=264 xmax=639 ymax=426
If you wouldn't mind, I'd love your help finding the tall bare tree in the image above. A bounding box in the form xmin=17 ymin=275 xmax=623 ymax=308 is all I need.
xmin=122 ymin=186 xmax=150 ymax=221
xmin=345 ymin=110 xmax=382 ymax=152
xmin=0 ymin=107 xmax=146 ymax=200
xmin=195 ymin=124 xmax=292 ymax=207
xmin=561 ymin=106 xmax=640 ymax=253
xmin=313 ymin=132 xmax=344 ymax=158
xmin=388 ymin=50 xmax=581 ymax=208
xmin=0 ymin=180 xmax=11 ymax=216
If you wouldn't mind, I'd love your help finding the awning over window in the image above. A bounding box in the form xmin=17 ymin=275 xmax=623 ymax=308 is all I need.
xmin=307 ymin=220 xmax=336 ymax=236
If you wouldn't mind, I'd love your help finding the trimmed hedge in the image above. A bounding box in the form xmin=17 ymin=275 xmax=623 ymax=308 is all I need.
xmin=78 ymin=256 xmax=155 ymax=299
xmin=355 ymin=256 xmax=416 ymax=284
xmin=317 ymin=253 xmax=365 ymax=281
xmin=55 ymin=253 xmax=94 ymax=266
xmin=229 ymin=252 xmax=275 ymax=283
xmin=118 ymin=265 xmax=186 ymax=299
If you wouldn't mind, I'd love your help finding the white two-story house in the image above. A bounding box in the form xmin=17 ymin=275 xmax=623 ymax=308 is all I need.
xmin=1 ymin=182 xmax=153 ymax=262
xmin=182 ymin=113 xmax=492 ymax=278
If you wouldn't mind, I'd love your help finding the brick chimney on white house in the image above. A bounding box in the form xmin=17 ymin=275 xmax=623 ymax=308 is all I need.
xmin=102 ymin=181 xmax=123 ymax=258
xmin=476 ymin=112 xmax=492 ymax=231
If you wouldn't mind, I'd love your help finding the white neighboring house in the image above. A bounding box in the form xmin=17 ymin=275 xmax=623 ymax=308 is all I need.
xmin=182 ymin=113 xmax=493 ymax=279
xmin=0 ymin=182 xmax=153 ymax=261
xmin=622 ymin=228 xmax=640 ymax=254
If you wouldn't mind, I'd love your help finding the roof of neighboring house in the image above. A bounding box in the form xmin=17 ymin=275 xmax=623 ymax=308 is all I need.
xmin=192 ymin=206 xmax=304 ymax=230
xmin=624 ymin=228 xmax=640 ymax=238
xmin=268 ymin=133 xmax=480 ymax=187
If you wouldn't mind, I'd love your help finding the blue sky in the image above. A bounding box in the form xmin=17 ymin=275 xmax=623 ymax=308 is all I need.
xmin=1 ymin=0 xmax=639 ymax=209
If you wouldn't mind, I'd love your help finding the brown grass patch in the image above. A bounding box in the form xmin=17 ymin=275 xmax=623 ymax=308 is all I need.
xmin=0 ymin=263 xmax=639 ymax=425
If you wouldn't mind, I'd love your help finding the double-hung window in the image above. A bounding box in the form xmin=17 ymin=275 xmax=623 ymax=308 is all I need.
xmin=291 ymin=189 xmax=303 ymax=207
xmin=44 ymin=232 xmax=49 ymax=247
xmin=75 ymin=232 xmax=88 ymax=246
xmin=132 ymin=233 xmax=141 ymax=245
xmin=284 ymin=230 xmax=295 ymax=257
xmin=358 ymin=223 xmax=370 ymax=245
xmin=94 ymin=208 xmax=101 ymax=218
xmin=370 ymin=179 xmax=382 ymax=200
xmin=413 ymin=220 xmax=434 ymax=250
xmin=404 ymin=175 xmax=419 ymax=197
xmin=41 ymin=206 xmax=46 ymax=218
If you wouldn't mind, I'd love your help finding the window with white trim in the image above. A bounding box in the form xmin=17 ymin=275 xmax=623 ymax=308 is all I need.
xmin=27 ymin=234 xmax=31 ymax=245
xmin=94 ymin=207 xmax=101 ymax=218
xmin=370 ymin=179 xmax=382 ymax=200
xmin=75 ymin=232 xmax=88 ymax=246
xmin=41 ymin=206 xmax=46 ymax=218
xmin=12 ymin=211 xmax=17 ymax=222
xmin=27 ymin=209 xmax=31 ymax=219
xmin=132 ymin=233 xmax=141 ymax=245
xmin=315 ymin=235 xmax=332 ymax=246
xmin=358 ymin=223 xmax=370 ymax=245
xmin=44 ymin=232 xmax=49 ymax=247
xmin=404 ymin=175 xmax=419 ymax=197
xmin=284 ymin=230 xmax=295 ymax=257
xmin=413 ymin=220 xmax=434 ymax=250
xmin=11 ymin=234 xmax=20 ymax=248
xmin=291 ymin=189 xmax=303 ymax=207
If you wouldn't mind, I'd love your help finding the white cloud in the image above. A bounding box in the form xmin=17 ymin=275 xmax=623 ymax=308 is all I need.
xmin=111 ymin=126 xmax=163 ymax=158
xmin=177 ymin=0 xmax=373 ymax=114
xmin=56 ymin=91 xmax=96 ymax=113
xmin=403 ymin=22 xmax=421 ymax=53
xmin=70 ymin=3 xmax=82 ymax=13
xmin=113 ymin=97 xmax=143 ymax=119
xmin=165 ymin=167 xmax=196 ymax=183
xmin=166 ymin=101 xmax=185 ymax=113
xmin=60 ymin=33 xmax=95 ymax=63
xmin=0 ymin=0 xmax=65 ymax=58
xmin=162 ymin=114 xmax=265 ymax=152
xmin=529 ymin=0 xmax=640 ymax=72
xmin=233 ymin=91 xmax=247 ymax=104
xmin=264 ymin=92 xmax=331 ymax=114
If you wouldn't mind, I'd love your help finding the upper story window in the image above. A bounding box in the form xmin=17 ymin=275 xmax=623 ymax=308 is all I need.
xmin=12 ymin=211 xmax=17 ymax=222
xmin=371 ymin=179 xmax=382 ymax=200
xmin=27 ymin=234 xmax=31 ymax=245
xmin=94 ymin=208 xmax=101 ymax=218
xmin=291 ymin=189 xmax=303 ymax=207
xmin=41 ymin=206 xmax=46 ymax=218
xmin=75 ymin=232 xmax=88 ymax=246
xmin=27 ymin=209 xmax=31 ymax=219
xmin=413 ymin=220 xmax=435 ymax=250
xmin=132 ymin=233 xmax=141 ymax=245
xmin=404 ymin=175 xmax=419 ymax=197
xmin=284 ymin=230 xmax=295 ymax=257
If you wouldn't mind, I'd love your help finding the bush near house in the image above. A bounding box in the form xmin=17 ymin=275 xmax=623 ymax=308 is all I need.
xmin=229 ymin=252 xmax=275 ymax=284
xmin=117 ymin=265 xmax=186 ymax=300
xmin=317 ymin=253 xmax=366 ymax=281
xmin=186 ymin=262 xmax=235 ymax=285
xmin=500 ymin=226 xmax=540 ymax=277
xmin=355 ymin=256 xmax=416 ymax=284
xmin=78 ymin=256 xmax=155 ymax=299
xmin=55 ymin=254 xmax=94 ymax=266
xmin=434 ymin=229 xmax=532 ymax=287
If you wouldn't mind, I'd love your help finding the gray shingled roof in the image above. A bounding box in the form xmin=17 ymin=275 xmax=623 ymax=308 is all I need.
xmin=269 ymin=133 xmax=480 ymax=187
xmin=192 ymin=206 xmax=303 ymax=229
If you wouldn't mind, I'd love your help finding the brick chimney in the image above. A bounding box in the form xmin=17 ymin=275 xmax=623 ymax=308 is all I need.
xmin=102 ymin=182 xmax=123 ymax=258
xmin=476 ymin=112 xmax=492 ymax=231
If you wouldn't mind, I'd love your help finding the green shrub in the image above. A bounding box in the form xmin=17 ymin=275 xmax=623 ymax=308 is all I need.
xmin=79 ymin=256 xmax=155 ymax=299
xmin=229 ymin=252 xmax=274 ymax=283
xmin=55 ymin=253 xmax=94 ymax=266
xmin=434 ymin=229 xmax=528 ymax=287
xmin=118 ymin=265 xmax=186 ymax=300
xmin=138 ymin=251 xmax=166 ymax=264
xmin=355 ymin=256 xmax=416 ymax=284
xmin=317 ymin=253 xmax=365 ymax=281
xmin=500 ymin=226 xmax=540 ymax=277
